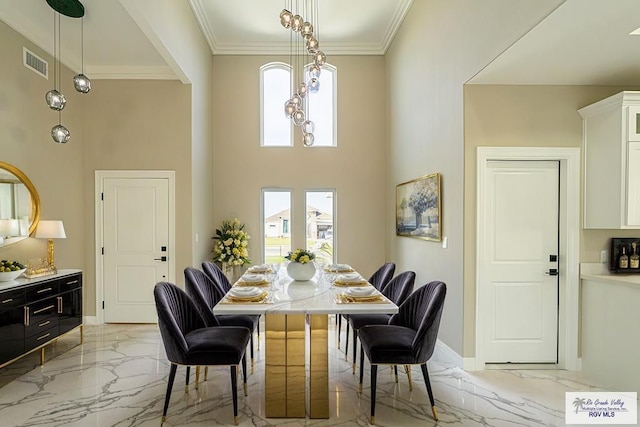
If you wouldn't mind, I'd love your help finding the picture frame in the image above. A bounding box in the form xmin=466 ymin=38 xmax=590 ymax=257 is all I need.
xmin=396 ymin=172 xmax=442 ymax=241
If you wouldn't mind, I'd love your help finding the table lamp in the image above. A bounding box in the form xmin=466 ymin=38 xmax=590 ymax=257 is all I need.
xmin=35 ymin=220 xmax=66 ymax=270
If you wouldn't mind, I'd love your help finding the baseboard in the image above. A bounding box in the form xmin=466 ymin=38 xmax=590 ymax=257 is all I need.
xmin=433 ymin=339 xmax=463 ymax=369
xmin=83 ymin=316 xmax=99 ymax=325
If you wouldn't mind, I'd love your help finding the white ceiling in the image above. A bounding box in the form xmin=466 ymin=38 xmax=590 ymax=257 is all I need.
xmin=0 ymin=0 xmax=639 ymax=86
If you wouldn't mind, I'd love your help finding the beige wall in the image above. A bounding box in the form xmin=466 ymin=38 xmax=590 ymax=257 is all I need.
xmin=0 ymin=20 xmax=195 ymax=316
xmin=463 ymin=84 xmax=640 ymax=356
xmin=385 ymin=0 xmax=564 ymax=355
xmin=211 ymin=55 xmax=387 ymax=275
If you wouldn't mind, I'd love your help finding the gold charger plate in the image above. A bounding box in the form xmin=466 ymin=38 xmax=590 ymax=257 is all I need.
xmin=325 ymin=267 xmax=355 ymax=273
xmin=235 ymin=280 xmax=270 ymax=287
xmin=335 ymin=293 xmax=386 ymax=304
xmin=333 ymin=280 xmax=369 ymax=287
xmin=247 ymin=268 xmax=273 ymax=274
xmin=222 ymin=291 xmax=270 ymax=304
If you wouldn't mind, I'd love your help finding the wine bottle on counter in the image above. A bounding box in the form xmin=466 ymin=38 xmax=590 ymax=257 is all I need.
xmin=631 ymin=242 xmax=640 ymax=269
xmin=619 ymin=245 xmax=629 ymax=269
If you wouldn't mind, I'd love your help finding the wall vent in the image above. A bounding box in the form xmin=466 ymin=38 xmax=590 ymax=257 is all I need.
xmin=23 ymin=47 xmax=48 ymax=79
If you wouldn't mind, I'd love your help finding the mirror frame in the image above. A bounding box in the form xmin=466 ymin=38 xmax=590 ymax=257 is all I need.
xmin=0 ymin=161 xmax=41 ymax=235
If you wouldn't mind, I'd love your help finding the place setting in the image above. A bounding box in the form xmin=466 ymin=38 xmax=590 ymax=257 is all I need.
xmin=332 ymin=272 xmax=369 ymax=287
xmin=335 ymin=285 xmax=386 ymax=304
xmin=222 ymin=286 xmax=270 ymax=304
xmin=235 ymin=272 xmax=270 ymax=287
xmin=324 ymin=263 xmax=355 ymax=273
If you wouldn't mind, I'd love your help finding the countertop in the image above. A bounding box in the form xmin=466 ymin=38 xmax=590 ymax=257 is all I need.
xmin=0 ymin=269 xmax=82 ymax=291
xmin=580 ymin=263 xmax=640 ymax=289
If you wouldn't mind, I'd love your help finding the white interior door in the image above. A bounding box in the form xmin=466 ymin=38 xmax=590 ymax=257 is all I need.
xmin=480 ymin=160 xmax=559 ymax=363
xmin=101 ymin=176 xmax=171 ymax=323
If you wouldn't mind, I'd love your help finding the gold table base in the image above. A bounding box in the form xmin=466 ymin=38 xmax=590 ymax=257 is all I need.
xmin=265 ymin=314 xmax=329 ymax=419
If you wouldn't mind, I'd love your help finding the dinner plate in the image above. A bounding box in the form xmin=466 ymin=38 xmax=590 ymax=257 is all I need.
xmin=337 ymin=272 xmax=361 ymax=282
xmin=241 ymin=273 xmax=265 ymax=282
xmin=345 ymin=286 xmax=375 ymax=296
xmin=229 ymin=286 xmax=261 ymax=297
xmin=329 ymin=263 xmax=351 ymax=271
xmin=248 ymin=265 xmax=270 ymax=273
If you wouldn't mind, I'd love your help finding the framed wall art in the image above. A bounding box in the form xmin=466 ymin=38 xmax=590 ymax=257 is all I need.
xmin=396 ymin=172 xmax=441 ymax=241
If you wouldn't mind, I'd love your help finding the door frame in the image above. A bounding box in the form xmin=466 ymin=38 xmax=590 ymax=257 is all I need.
xmin=95 ymin=170 xmax=176 ymax=324
xmin=475 ymin=147 xmax=580 ymax=370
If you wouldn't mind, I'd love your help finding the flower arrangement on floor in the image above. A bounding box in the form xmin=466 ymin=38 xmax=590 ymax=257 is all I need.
xmin=212 ymin=218 xmax=250 ymax=266
xmin=285 ymin=248 xmax=316 ymax=264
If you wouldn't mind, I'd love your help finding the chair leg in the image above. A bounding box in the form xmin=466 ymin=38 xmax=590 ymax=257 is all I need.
xmin=337 ymin=315 xmax=341 ymax=348
xmin=359 ymin=345 xmax=365 ymax=394
xmin=394 ymin=365 xmax=398 ymax=383
xmin=345 ymin=320 xmax=350 ymax=359
xmin=204 ymin=366 xmax=209 ymax=381
xmin=162 ymin=363 xmax=178 ymax=423
xmin=256 ymin=321 xmax=260 ymax=350
xmin=230 ymin=365 xmax=239 ymax=425
xmin=370 ymin=364 xmax=378 ymax=425
xmin=420 ymin=363 xmax=438 ymax=421
xmin=195 ymin=366 xmax=200 ymax=389
xmin=242 ymin=355 xmax=248 ymax=397
xmin=185 ymin=366 xmax=190 ymax=393
xmin=405 ymin=365 xmax=413 ymax=391
xmin=352 ymin=328 xmax=358 ymax=374
xmin=250 ymin=334 xmax=255 ymax=374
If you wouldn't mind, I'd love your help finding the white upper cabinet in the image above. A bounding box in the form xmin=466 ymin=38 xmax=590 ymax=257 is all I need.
xmin=579 ymin=91 xmax=640 ymax=229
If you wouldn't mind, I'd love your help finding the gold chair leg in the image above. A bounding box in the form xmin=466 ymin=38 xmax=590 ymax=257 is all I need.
xmin=204 ymin=366 xmax=208 ymax=381
xmin=370 ymin=415 xmax=375 ymax=425
xmin=251 ymin=357 xmax=254 ymax=374
xmin=405 ymin=365 xmax=413 ymax=391
xmin=244 ymin=382 xmax=248 ymax=397
xmin=432 ymin=406 xmax=439 ymax=421
xmin=80 ymin=324 xmax=84 ymax=344
xmin=40 ymin=347 xmax=45 ymax=365
xmin=195 ymin=366 xmax=200 ymax=389
xmin=234 ymin=415 xmax=238 ymax=425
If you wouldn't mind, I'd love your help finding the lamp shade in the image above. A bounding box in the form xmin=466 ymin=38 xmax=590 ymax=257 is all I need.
xmin=0 ymin=219 xmax=20 ymax=237
xmin=35 ymin=220 xmax=66 ymax=239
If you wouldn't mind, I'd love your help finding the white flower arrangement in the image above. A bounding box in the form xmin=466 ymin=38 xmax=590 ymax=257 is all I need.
xmin=285 ymin=248 xmax=316 ymax=264
xmin=212 ymin=218 xmax=250 ymax=266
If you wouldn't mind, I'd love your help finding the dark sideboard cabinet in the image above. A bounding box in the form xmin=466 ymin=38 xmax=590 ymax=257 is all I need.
xmin=0 ymin=270 xmax=82 ymax=368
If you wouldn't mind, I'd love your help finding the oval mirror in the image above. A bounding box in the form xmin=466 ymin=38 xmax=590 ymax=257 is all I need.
xmin=0 ymin=161 xmax=41 ymax=247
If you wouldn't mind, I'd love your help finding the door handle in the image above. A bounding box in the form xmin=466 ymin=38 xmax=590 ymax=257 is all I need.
xmin=154 ymin=256 xmax=167 ymax=262
xmin=545 ymin=268 xmax=559 ymax=276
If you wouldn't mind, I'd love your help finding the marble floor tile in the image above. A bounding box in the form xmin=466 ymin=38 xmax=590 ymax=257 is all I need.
xmin=0 ymin=321 xmax=619 ymax=426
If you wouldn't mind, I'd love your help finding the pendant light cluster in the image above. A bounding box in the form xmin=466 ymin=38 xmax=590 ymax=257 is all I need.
xmin=45 ymin=0 xmax=91 ymax=144
xmin=280 ymin=0 xmax=326 ymax=147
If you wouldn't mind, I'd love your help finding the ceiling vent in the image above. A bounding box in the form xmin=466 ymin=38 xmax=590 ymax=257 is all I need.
xmin=23 ymin=47 xmax=48 ymax=79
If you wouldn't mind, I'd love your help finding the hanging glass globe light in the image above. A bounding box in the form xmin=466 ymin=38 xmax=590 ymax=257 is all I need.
xmin=73 ymin=73 xmax=91 ymax=93
xmin=284 ymin=100 xmax=296 ymax=118
xmin=291 ymin=94 xmax=302 ymax=109
xmin=309 ymin=77 xmax=320 ymax=93
xmin=301 ymin=21 xmax=313 ymax=38
xmin=314 ymin=51 xmax=326 ymax=67
xmin=292 ymin=109 xmax=305 ymax=125
xmin=308 ymin=64 xmax=321 ymax=80
xmin=45 ymin=89 xmax=66 ymax=111
xmin=302 ymin=132 xmax=315 ymax=147
xmin=302 ymin=120 xmax=315 ymax=134
xmin=51 ymin=124 xmax=70 ymax=143
xmin=297 ymin=82 xmax=308 ymax=98
xmin=280 ymin=9 xmax=293 ymax=28
xmin=306 ymin=37 xmax=319 ymax=54
xmin=292 ymin=15 xmax=303 ymax=32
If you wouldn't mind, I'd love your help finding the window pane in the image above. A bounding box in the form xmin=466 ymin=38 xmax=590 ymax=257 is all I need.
xmin=306 ymin=64 xmax=336 ymax=147
xmin=306 ymin=190 xmax=335 ymax=263
xmin=263 ymin=190 xmax=291 ymax=263
xmin=262 ymin=65 xmax=292 ymax=146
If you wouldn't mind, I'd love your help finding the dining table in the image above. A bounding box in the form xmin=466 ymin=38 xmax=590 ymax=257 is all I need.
xmin=212 ymin=263 xmax=398 ymax=419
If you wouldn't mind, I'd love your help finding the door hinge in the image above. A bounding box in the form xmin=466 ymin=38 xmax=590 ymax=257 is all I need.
xmin=101 ymin=247 xmax=104 ymax=255
xmin=101 ymin=192 xmax=104 ymax=201
xmin=102 ymin=301 xmax=105 ymax=310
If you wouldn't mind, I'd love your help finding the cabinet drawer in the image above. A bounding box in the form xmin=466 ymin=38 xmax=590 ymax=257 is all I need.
xmin=25 ymin=298 xmax=59 ymax=337
xmin=0 ymin=288 xmax=24 ymax=311
xmin=24 ymin=325 xmax=58 ymax=351
xmin=59 ymin=275 xmax=82 ymax=291
xmin=26 ymin=281 xmax=59 ymax=302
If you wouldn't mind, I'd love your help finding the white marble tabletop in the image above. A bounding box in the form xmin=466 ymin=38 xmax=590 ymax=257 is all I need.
xmin=213 ymin=265 xmax=398 ymax=316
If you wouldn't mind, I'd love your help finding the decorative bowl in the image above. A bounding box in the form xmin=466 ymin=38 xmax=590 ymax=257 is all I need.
xmin=0 ymin=268 xmax=26 ymax=282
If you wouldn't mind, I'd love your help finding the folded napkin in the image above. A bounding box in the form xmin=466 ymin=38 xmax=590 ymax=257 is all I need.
xmin=335 ymin=293 xmax=385 ymax=304
xmin=235 ymin=280 xmax=270 ymax=287
xmin=333 ymin=279 xmax=369 ymax=287
xmin=223 ymin=291 xmax=269 ymax=303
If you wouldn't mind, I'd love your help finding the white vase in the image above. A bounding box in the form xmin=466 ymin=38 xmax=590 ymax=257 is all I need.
xmin=287 ymin=261 xmax=316 ymax=281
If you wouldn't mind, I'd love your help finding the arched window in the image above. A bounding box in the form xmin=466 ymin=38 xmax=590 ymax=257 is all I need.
xmin=305 ymin=63 xmax=337 ymax=147
xmin=260 ymin=63 xmax=292 ymax=146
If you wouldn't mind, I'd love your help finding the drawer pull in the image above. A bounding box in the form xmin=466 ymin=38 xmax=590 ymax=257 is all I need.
xmin=33 ymin=305 xmax=55 ymax=315
xmin=2 ymin=298 xmax=13 ymax=304
xmin=58 ymin=296 xmax=62 ymax=313
xmin=37 ymin=287 xmax=53 ymax=294
xmin=36 ymin=333 xmax=51 ymax=341
xmin=24 ymin=307 xmax=29 ymax=326
xmin=38 ymin=320 xmax=51 ymax=327
xmin=65 ymin=280 xmax=79 ymax=285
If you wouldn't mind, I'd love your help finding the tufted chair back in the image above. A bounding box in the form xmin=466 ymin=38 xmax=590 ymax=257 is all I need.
xmin=154 ymin=281 xmax=206 ymax=365
xmin=368 ymin=262 xmax=396 ymax=291
xmin=381 ymin=270 xmax=415 ymax=306
xmin=202 ymin=261 xmax=233 ymax=293
xmin=389 ymin=281 xmax=446 ymax=363
xmin=184 ymin=267 xmax=222 ymax=327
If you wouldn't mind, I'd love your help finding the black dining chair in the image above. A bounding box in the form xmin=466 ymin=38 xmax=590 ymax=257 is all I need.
xmin=358 ymin=281 xmax=446 ymax=424
xmin=153 ymin=281 xmax=251 ymax=426
xmin=184 ymin=267 xmax=260 ymax=373
xmin=340 ymin=262 xmax=396 ymax=353
xmin=348 ymin=270 xmax=415 ymax=374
